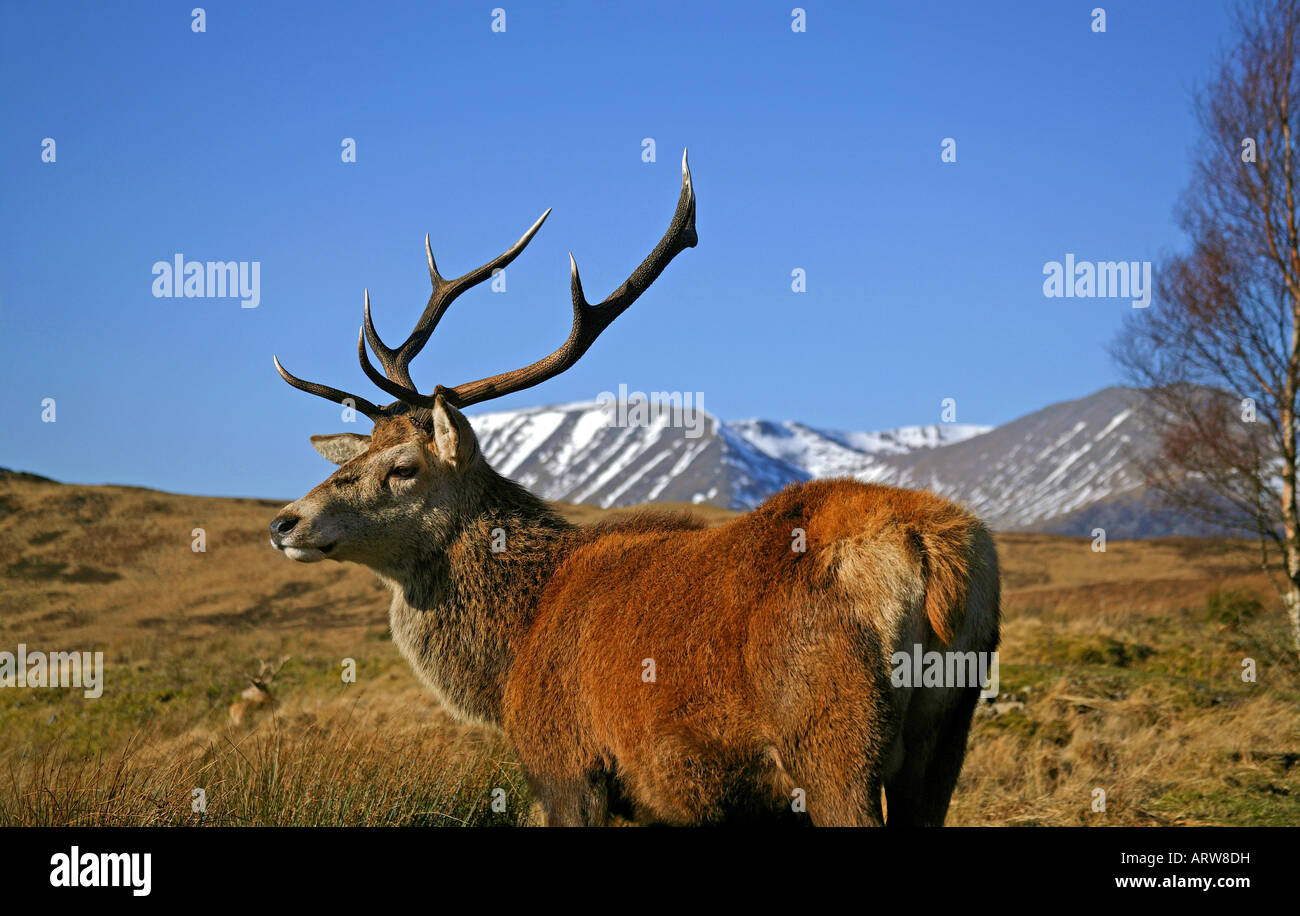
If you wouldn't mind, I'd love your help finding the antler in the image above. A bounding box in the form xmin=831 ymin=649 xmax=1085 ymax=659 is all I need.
xmin=250 ymin=655 xmax=290 ymax=690
xmin=361 ymin=209 xmax=551 ymax=394
xmin=275 ymin=150 xmax=697 ymax=417
xmin=274 ymin=212 xmax=550 ymax=420
xmin=273 ymin=354 xmax=387 ymax=420
xmin=433 ymin=149 xmax=697 ymax=409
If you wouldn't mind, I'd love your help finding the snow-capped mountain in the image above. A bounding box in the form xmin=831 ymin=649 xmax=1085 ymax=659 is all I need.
xmin=727 ymin=419 xmax=991 ymax=478
xmin=854 ymin=388 xmax=1155 ymax=533
xmin=466 ymin=387 xmax=1183 ymax=536
xmin=469 ymin=401 xmax=807 ymax=510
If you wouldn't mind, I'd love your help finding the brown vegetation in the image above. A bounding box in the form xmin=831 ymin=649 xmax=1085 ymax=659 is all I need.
xmin=1 ymin=471 xmax=1297 ymax=825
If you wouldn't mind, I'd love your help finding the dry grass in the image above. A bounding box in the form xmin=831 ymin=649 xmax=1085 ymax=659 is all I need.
xmin=950 ymin=534 xmax=1300 ymax=825
xmin=1 ymin=470 xmax=1297 ymax=825
xmin=3 ymin=703 xmax=527 ymax=827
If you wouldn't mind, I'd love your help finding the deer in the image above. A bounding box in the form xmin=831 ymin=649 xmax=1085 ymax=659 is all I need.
xmin=228 ymin=655 xmax=289 ymax=726
xmin=268 ymin=152 xmax=1000 ymax=826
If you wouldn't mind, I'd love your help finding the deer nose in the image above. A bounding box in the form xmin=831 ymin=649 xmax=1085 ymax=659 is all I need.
xmin=270 ymin=514 xmax=299 ymax=538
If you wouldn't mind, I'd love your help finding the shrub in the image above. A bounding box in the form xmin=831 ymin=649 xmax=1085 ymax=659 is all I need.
xmin=1206 ymin=588 xmax=1263 ymax=628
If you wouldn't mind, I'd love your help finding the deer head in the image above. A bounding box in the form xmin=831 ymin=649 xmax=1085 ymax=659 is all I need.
xmin=246 ymin=655 xmax=289 ymax=698
xmin=269 ymin=152 xmax=697 ymax=574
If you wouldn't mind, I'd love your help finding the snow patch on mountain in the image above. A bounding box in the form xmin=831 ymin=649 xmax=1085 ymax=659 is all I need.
xmin=728 ymin=419 xmax=991 ymax=478
xmin=465 ymin=388 xmax=1173 ymax=534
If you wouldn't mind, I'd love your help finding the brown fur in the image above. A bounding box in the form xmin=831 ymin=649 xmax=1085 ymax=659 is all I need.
xmin=271 ymin=401 xmax=1001 ymax=826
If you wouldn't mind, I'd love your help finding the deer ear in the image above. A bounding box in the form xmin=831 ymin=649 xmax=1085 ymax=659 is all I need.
xmin=310 ymin=433 xmax=371 ymax=466
xmin=430 ymin=396 xmax=478 ymax=469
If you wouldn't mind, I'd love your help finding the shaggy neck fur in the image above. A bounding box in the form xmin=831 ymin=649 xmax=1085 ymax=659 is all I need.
xmin=381 ymin=462 xmax=573 ymax=728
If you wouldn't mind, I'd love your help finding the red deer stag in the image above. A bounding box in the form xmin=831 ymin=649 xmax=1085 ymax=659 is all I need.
xmin=269 ymin=152 xmax=1000 ymax=826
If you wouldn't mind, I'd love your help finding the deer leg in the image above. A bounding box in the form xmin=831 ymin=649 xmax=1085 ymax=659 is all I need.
xmin=883 ymin=708 xmax=936 ymax=827
xmin=786 ymin=706 xmax=888 ymax=826
xmin=885 ymin=686 xmax=979 ymax=826
xmin=916 ymin=686 xmax=980 ymax=826
xmin=883 ymin=757 xmax=928 ymax=827
xmin=794 ymin=758 xmax=885 ymax=827
xmin=529 ymin=773 xmax=610 ymax=827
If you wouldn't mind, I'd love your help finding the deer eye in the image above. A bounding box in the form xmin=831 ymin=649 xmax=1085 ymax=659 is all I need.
xmin=388 ymin=464 xmax=418 ymax=480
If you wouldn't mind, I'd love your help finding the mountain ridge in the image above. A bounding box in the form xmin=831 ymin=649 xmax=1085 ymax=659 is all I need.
xmin=465 ymin=386 xmax=1192 ymax=537
xmin=2 ymin=387 xmax=1198 ymax=537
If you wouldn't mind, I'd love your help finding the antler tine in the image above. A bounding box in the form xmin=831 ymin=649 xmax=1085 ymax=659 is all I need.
xmin=356 ymin=325 xmax=428 ymax=404
xmin=363 ymin=209 xmax=553 ymax=390
xmin=273 ymin=355 xmax=385 ymax=420
xmin=435 ymin=148 xmax=697 ymax=409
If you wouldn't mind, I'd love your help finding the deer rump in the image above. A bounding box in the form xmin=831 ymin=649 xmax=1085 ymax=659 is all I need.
xmin=503 ymin=479 xmax=1001 ymax=827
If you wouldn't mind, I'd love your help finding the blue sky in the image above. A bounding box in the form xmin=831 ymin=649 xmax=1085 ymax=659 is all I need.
xmin=1 ymin=1 xmax=1232 ymax=498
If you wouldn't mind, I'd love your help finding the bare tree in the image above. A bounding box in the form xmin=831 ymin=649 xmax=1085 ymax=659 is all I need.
xmin=1116 ymin=0 xmax=1300 ymax=655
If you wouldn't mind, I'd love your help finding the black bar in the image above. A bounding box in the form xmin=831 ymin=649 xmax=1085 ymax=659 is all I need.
xmin=0 ymin=826 xmax=1287 ymax=903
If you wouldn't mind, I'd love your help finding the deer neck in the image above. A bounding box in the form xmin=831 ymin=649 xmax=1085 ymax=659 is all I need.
xmin=382 ymin=471 xmax=572 ymax=729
